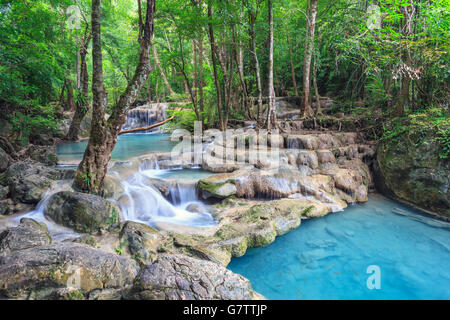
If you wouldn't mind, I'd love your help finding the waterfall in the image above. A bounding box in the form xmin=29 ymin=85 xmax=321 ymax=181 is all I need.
xmin=3 ymin=181 xmax=79 ymax=241
xmin=115 ymin=168 xmax=216 ymax=227
xmin=121 ymin=103 xmax=168 ymax=132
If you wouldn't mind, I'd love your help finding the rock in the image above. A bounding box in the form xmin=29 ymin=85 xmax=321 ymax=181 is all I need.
xmin=0 ymin=218 xmax=52 ymax=255
xmin=198 ymin=171 xmax=244 ymax=199
xmin=0 ymin=243 xmax=137 ymax=299
xmin=211 ymin=199 xmax=329 ymax=262
xmin=0 ymin=200 xmax=8 ymax=215
xmin=103 ymin=175 xmax=124 ymax=199
xmin=0 ymin=147 xmax=9 ymax=172
xmin=24 ymin=145 xmax=57 ymax=166
xmin=45 ymin=191 xmax=121 ymax=233
xmin=185 ymin=203 xmax=207 ymax=214
xmin=119 ymin=221 xmax=163 ymax=264
xmin=0 ymin=185 xmax=8 ymax=200
xmin=316 ymin=150 xmax=336 ymax=164
xmin=6 ymin=160 xmax=72 ymax=204
xmin=125 ymin=254 xmax=263 ymax=300
xmin=375 ymin=132 xmax=450 ymax=219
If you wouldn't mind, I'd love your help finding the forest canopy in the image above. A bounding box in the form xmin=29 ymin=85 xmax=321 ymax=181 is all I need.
xmin=0 ymin=0 xmax=448 ymax=147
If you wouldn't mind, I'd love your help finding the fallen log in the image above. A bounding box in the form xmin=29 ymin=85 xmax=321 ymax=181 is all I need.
xmin=118 ymin=115 xmax=175 ymax=135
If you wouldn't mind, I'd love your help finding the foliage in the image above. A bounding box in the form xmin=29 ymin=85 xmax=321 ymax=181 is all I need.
xmin=381 ymin=107 xmax=450 ymax=159
xmin=0 ymin=0 xmax=447 ymax=149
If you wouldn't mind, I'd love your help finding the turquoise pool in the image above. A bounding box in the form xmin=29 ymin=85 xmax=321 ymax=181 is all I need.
xmin=57 ymin=133 xmax=176 ymax=162
xmin=228 ymin=195 xmax=450 ymax=300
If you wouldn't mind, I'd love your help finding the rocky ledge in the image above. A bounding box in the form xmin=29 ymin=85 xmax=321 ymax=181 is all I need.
xmin=374 ymin=130 xmax=449 ymax=220
xmin=0 ymin=130 xmax=378 ymax=300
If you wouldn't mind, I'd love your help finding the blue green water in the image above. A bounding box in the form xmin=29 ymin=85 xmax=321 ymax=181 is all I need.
xmin=228 ymin=195 xmax=450 ymax=300
xmin=56 ymin=133 xmax=176 ymax=162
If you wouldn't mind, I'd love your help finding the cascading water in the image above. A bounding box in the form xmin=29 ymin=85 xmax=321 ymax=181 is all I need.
xmin=114 ymin=166 xmax=216 ymax=228
xmin=121 ymin=103 xmax=168 ymax=132
xmin=1 ymin=181 xmax=79 ymax=241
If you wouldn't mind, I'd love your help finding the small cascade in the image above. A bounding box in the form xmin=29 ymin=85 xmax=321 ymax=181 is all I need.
xmin=122 ymin=103 xmax=168 ymax=132
xmin=169 ymin=183 xmax=197 ymax=205
xmin=115 ymin=168 xmax=216 ymax=227
xmin=3 ymin=181 xmax=79 ymax=241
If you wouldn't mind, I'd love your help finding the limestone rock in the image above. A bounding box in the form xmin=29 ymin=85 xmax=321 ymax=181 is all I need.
xmin=0 ymin=243 xmax=137 ymax=299
xmin=6 ymin=160 xmax=72 ymax=204
xmin=45 ymin=191 xmax=121 ymax=233
xmin=0 ymin=218 xmax=51 ymax=255
xmin=0 ymin=147 xmax=9 ymax=172
xmin=119 ymin=221 xmax=164 ymax=264
xmin=126 ymin=254 xmax=263 ymax=300
xmin=375 ymin=132 xmax=450 ymax=219
xmin=0 ymin=185 xmax=8 ymax=200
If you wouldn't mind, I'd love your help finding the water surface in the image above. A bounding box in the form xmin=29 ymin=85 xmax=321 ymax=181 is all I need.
xmin=57 ymin=133 xmax=176 ymax=162
xmin=228 ymin=195 xmax=450 ymax=300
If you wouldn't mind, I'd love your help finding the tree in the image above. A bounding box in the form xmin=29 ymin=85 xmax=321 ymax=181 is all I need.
xmin=73 ymin=0 xmax=155 ymax=194
xmin=302 ymin=0 xmax=318 ymax=117
xmin=266 ymin=0 xmax=276 ymax=129
xmin=66 ymin=13 xmax=92 ymax=141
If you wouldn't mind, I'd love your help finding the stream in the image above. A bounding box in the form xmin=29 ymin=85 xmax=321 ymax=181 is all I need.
xmin=228 ymin=194 xmax=450 ymax=300
xmin=3 ymin=123 xmax=450 ymax=300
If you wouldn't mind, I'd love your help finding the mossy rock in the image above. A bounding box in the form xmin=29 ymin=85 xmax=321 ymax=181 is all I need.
xmin=375 ymin=131 xmax=450 ymax=219
xmin=44 ymin=191 xmax=121 ymax=233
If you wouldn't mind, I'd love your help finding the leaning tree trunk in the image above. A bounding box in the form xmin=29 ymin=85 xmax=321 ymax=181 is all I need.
xmin=152 ymin=41 xmax=175 ymax=96
xmin=73 ymin=0 xmax=155 ymax=194
xmin=302 ymin=0 xmax=318 ymax=117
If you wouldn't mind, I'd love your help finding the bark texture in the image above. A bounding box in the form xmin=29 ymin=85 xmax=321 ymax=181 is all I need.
xmin=73 ymin=0 xmax=155 ymax=194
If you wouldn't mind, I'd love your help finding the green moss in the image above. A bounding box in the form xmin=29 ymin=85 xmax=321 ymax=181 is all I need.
xmin=66 ymin=291 xmax=84 ymax=300
xmin=301 ymin=205 xmax=314 ymax=216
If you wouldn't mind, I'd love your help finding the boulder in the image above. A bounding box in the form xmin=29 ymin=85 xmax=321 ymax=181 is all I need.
xmin=0 ymin=218 xmax=51 ymax=255
xmin=0 ymin=199 xmax=9 ymax=215
xmin=0 ymin=185 xmax=8 ymax=200
xmin=119 ymin=221 xmax=164 ymax=264
xmin=126 ymin=254 xmax=263 ymax=300
xmin=45 ymin=191 xmax=121 ymax=233
xmin=6 ymin=160 xmax=73 ymax=204
xmin=211 ymin=199 xmax=329 ymax=262
xmin=24 ymin=145 xmax=57 ymax=166
xmin=375 ymin=132 xmax=450 ymax=219
xmin=198 ymin=171 xmax=244 ymax=199
xmin=0 ymin=243 xmax=137 ymax=299
xmin=0 ymin=147 xmax=9 ymax=172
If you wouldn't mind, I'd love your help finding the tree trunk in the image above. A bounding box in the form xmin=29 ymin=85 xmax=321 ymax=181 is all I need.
xmin=266 ymin=0 xmax=276 ymax=130
xmin=152 ymin=42 xmax=175 ymax=96
xmin=65 ymin=80 xmax=76 ymax=112
xmin=233 ymin=26 xmax=248 ymax=116
xmin=395 ymin=2 xmax=415 ymax=116
xmin=66 ymin=33 xmax=90 ymax=140
xmin=197 ymin=35 xmax=204 ymax=122
xmin=302 ymin=0 xmax=318 ymax=117
xmin=207 ymin=2 xmax=225 ymax=130
xmin=287 ymin=33 xmax=299 ymax=96
xmin=59 ymin=79 xmax=67 ymax=109
xmin=73 ymin=0 xmax=155 ymax=194
xmin=76 ymin=34 xmax=81 ymax=89
xmin=249 ymin=8 xmax=263 ymax=126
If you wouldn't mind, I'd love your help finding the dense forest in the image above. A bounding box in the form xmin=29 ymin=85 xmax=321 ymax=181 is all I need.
xmin=1 ymin=0 xmax=448 ymax=137
xmin=0 ymin=0 xmax=449 ymax=302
